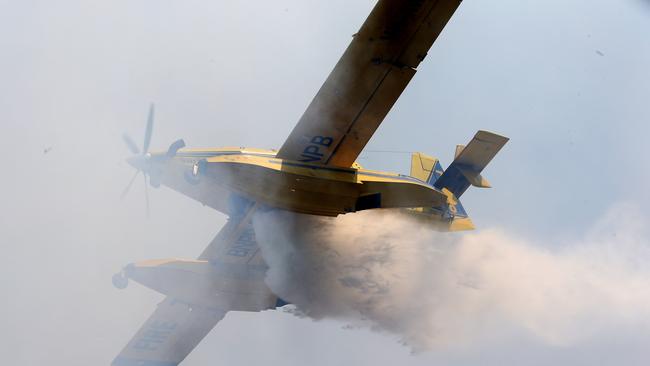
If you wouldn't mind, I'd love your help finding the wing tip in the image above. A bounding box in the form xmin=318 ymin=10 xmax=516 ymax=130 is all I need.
xmin=476 ymin=130 xmax=510 ymax=144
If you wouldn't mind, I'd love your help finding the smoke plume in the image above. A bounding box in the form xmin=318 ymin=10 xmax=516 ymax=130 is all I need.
xmin=253 ymin=203 xmax=650 ymax=352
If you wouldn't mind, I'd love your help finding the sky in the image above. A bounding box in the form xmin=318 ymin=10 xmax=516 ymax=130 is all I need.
xmin=1 ymin=0 xmax=649 ymax=365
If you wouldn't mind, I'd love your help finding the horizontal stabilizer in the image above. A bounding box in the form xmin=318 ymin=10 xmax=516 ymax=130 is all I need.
xmin=454 ymin=144 xmax=465 ymax=159
xmin=434 ymin=130 xmax=508 ymax=197
xmin=457 ymin=166 xmax=491 ymax=188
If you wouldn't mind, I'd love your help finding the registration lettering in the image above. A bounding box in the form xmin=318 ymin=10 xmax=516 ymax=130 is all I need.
xmin=133 ymin=321 xmax=177 ymax=351
xmin=299 ymin=136 xmax=334 ymax=163
xmin=227 ymin=227 xmax=257 ymax=257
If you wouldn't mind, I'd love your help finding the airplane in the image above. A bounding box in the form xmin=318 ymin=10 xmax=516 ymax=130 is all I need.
xmin=112 ymin=1 xmax=508 ymax=365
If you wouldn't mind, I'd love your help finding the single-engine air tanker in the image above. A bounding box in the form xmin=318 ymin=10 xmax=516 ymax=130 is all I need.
xmin=112 ymin=1 xmax=508 ymax=365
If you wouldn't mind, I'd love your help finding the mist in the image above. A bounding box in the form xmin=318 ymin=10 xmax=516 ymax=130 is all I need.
xmin=254 ymin=204 xmax=650 ymax=352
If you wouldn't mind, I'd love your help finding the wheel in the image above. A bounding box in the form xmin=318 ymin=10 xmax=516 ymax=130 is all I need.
xmin=112 ymin=272 xmax=128 ymax=289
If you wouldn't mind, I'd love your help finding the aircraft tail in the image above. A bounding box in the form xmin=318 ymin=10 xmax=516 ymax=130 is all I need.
xmin=433 ymin=130 xmax=509 ymax=198
xmin=410 ymin=152 xmax=444 ymax=183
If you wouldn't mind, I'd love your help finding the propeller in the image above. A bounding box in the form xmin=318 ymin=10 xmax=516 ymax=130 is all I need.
xmin=122 ymin=103 xmax=155 ymax=156
xmin=121 ymin=103 xmax=155 ymax=217
xmin=143 ymin=104 xmax=154 ymax=154
xmin=120 ymin=104 xmax=186 ymax=217
xmin=122 ymin=134 xmax=140 ymax=155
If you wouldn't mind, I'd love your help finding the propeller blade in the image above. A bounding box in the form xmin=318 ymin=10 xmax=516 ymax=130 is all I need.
xmin=120 ymin=170 xmax=140 ymax=199
xmin=143 ymin=173 xmax=150 ymax=218
xmin=143 ymin=103 xmax=154 ymax=154
xmin=166 ymin=139 xmax=186 ymax=157
xmin=122 ymin=134 xmax=140 ymax=155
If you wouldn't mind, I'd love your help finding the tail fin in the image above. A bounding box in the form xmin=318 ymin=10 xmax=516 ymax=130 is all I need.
xmin=434 ymin=130 xmax=509 ymax=198
xmin=410 ymin=152 xmax=445 ymax=184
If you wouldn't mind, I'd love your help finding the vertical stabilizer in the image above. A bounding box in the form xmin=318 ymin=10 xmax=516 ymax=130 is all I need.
xmin=410 ymin=152 xmax=445 ymax=185
xmin=410 ymin=152 xmax=437 ymax=182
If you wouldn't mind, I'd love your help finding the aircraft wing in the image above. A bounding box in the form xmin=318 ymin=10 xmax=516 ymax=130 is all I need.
xmin=276 ymin=0 xmax=463 ymax=167
xmin=113 ymin=202 xmax=277 ymax=366
xmin=112 ymin=298 xmax=226 ymax=366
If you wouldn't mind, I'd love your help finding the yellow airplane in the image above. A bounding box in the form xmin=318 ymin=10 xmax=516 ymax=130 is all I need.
xmin=112 ymin=1 xmax=508 ymax=365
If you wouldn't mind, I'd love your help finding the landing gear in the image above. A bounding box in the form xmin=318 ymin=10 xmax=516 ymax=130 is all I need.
xmin=112 ymin=272 xmax=128 ymax=289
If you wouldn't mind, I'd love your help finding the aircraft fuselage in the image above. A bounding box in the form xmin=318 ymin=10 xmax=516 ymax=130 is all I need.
xmin=135 ymin=147 xmax=473 ymax=230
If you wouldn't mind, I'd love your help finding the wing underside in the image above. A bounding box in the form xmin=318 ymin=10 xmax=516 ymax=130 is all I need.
xmin=112 ymin=298 xmax=226 ymax=366
xmin=277 ymin=0 xmax=463 ymax=167
xmin=112 ymin=202 xmax=276 ymax=366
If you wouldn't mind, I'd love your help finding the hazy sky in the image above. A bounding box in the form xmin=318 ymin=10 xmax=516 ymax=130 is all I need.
xmin=1 ymin=0 xmax=649 ymax=365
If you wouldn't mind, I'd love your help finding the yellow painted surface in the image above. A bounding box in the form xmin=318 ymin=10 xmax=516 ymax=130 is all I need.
xmin=147 ymin=147 xmax=474 ymax=230
xmin=410 ymin=152 xmax=437 ymax=182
